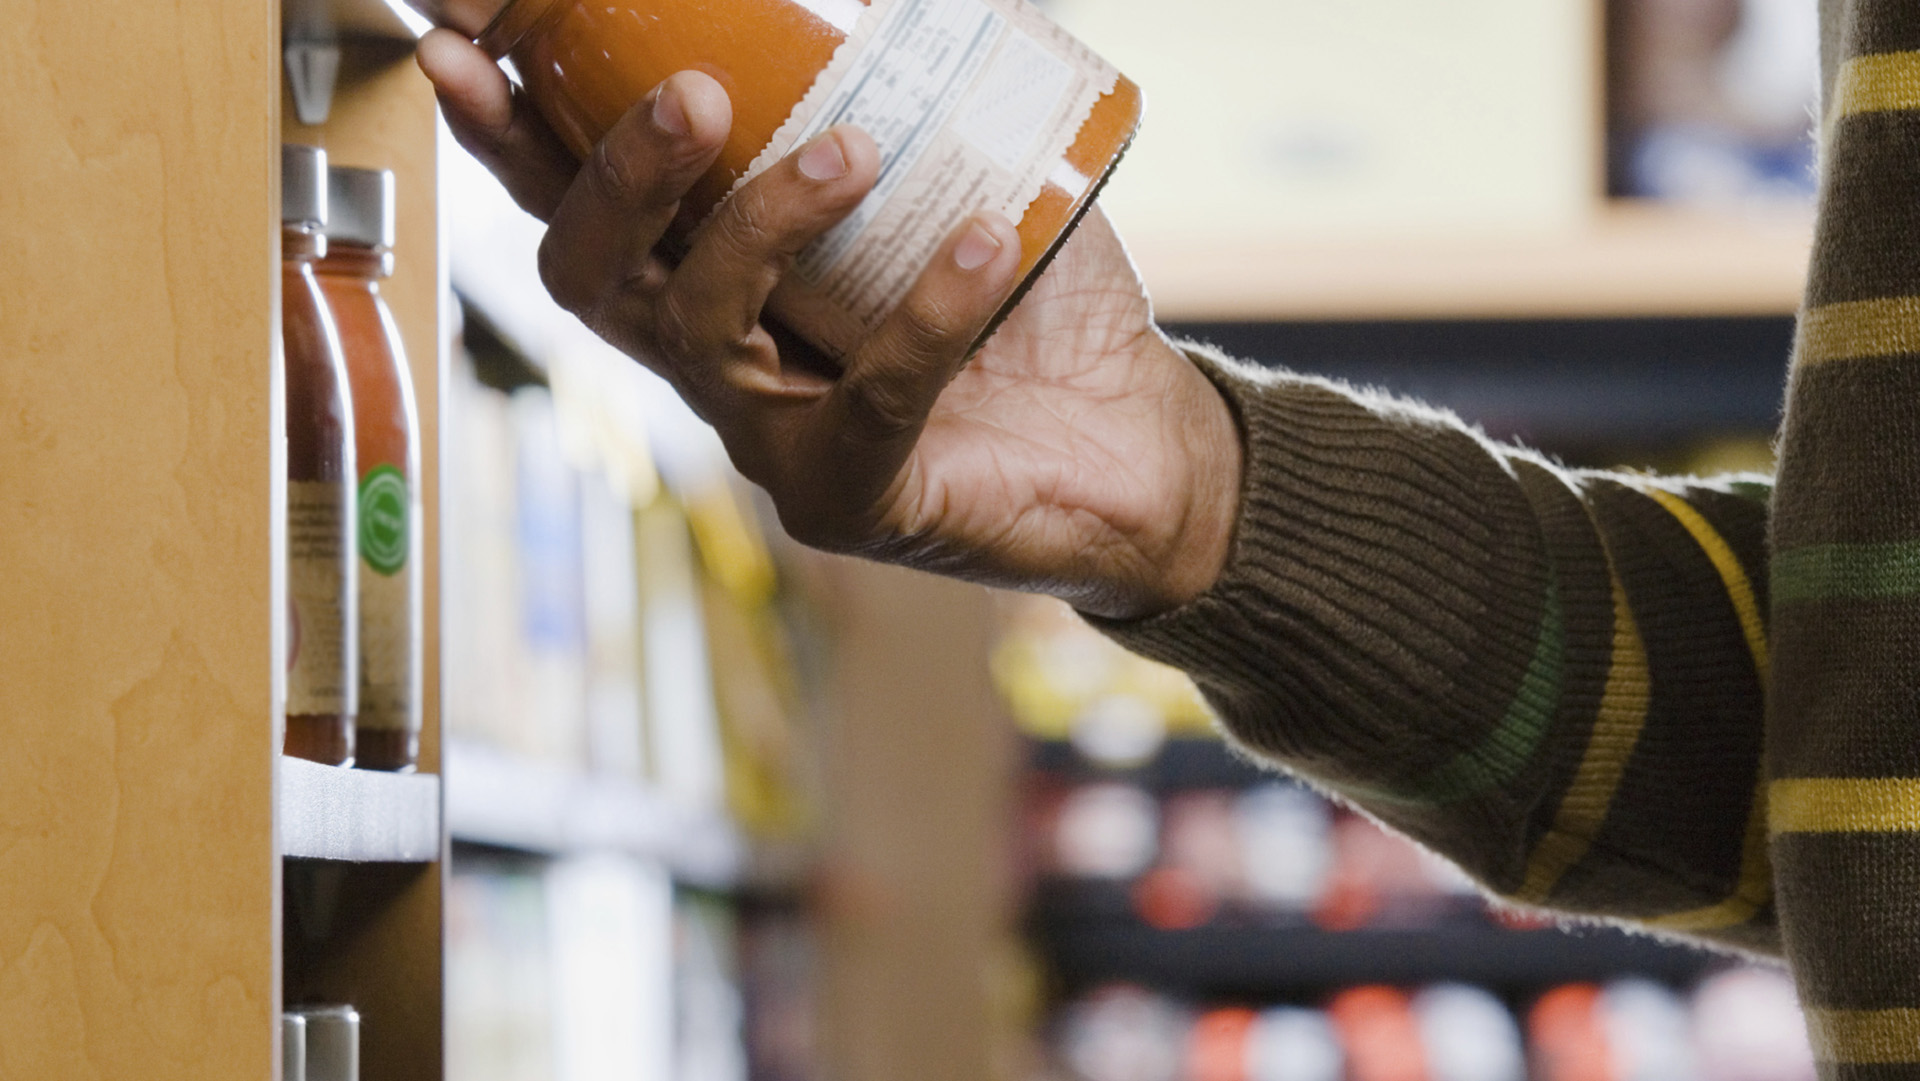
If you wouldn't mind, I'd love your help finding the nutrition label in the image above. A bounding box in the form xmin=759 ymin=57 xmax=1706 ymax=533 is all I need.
xmin=737 ymin=0 xmax=1119 ymax=356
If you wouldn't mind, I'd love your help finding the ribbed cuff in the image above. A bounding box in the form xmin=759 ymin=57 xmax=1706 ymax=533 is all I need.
xmin=1086 ymin=343 xmax=1557 ymax=796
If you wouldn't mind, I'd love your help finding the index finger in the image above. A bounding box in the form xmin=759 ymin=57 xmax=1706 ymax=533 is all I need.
xmin=417 ymin=29 xmax=577 ymax=221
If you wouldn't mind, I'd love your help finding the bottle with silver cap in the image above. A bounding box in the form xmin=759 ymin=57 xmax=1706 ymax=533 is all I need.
xmin=315 ymin=165 xmax=422 ymax=772
xmin=290 ymin=1004 xmax=360 ymax=1081
xmin=282 ymin=143 xmax=360 ymax=768
xmin=282 ymin=1013 xmax=308 ymax=1081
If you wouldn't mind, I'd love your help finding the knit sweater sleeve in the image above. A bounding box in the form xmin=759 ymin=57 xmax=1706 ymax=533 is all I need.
xmin=1093 ymin=344 xmax=1778 ymax=957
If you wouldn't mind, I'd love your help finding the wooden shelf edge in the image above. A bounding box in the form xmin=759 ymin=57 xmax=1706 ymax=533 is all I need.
xmin=1133 ymin=204 xmax=1817 ymax=323
xmin=443 ymin=738 xmax=745 ymax=887
xmin=280 ymin=755 xmax=442 ymax=862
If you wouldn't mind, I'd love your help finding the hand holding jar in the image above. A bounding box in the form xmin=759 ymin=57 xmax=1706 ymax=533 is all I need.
xmin=416 ymin=28 xmax=1241 ymax=620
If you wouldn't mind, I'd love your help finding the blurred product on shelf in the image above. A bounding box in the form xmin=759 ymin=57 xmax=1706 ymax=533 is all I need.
xmin=995 ymin=596 xmax=1215 ymax=764
xmin=1689 ymin=968 xmax=1817 ymax=1081
xmin=281 ymin=142 xmax=359 ymax=767
xmin=581 ymin=463 xmax=646 ymax=779
xmin=1051 ymin=970 xmax=1811 ymax=1081
xmin=449 ymin=855 xmax=808 ymax=1081
xmin=447 ymin=860 xmax=557 ymax=1081
xmin=676 ymin=896 xmax=750 ymax=1081
xmin=1611 ymin=0 xmax=1818 ymax=204
xmin=1057 ymin=985 xmax=1188 ymax=1081
xmin=1415 ymin=984 xmax=1526 ymax=1081
xmin=446 ymin=328 xmax=821 ymax=833
xmin=316 ymin=163 xmax=424 ymax=772
xmin=512 ymin=386 xmax=592 ymax=769
xmin=1246 ymin=1006 xmax=1344 ymax=1081
xmin=1035 ymin=773 xmax=1473 ymax=930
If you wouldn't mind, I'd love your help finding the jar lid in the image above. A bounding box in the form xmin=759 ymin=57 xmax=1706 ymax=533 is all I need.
xmin=326 ymin=166 xmax=396 ymax=251
xmin=282 ymin=144 xmax=328 ymax=229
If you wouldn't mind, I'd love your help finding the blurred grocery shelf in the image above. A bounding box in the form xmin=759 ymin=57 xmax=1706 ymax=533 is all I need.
xmin=1031 ymin=881 xmax=1722 ymax=997
xmin=446 ymin=738 xmax=815 ymax=892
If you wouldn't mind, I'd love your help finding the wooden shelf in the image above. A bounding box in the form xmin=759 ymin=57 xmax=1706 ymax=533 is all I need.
xmin=444 ymin=739 xmax=745 ymax=887
xmin=1131 ymin=203 xmax=1815 ymax=323
xmin=281 ymin=757 xmax=442 ymax=862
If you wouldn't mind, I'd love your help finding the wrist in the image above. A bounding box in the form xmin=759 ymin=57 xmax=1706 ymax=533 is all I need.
xmin=1157 ymin=340 xmax=1244 ymax=612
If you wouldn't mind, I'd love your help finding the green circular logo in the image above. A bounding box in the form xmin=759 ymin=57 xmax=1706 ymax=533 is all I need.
xmin=358 ymin=465 xmax=410 ymax=576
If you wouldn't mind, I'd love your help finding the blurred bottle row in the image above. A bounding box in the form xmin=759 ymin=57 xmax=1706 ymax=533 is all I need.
xmin=443 ymin=333 xmax=817 ymax=834
xmin=1031 ymin=778 xmax=1486 ymax=933
xmin=1050 ymin=968 xmax=1816 ymax=1081
xmin=449 ymin=854 xmax=815 ymax=1081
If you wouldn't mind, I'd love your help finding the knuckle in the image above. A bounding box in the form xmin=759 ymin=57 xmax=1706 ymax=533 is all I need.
xmin=896 ymin=294 xmax=962 ymax=352
xmin=839 ymin=372 xmax=922 ymax=441
xmin=713 ymin=190 xmax=781 ymax=265
xmin=586 ymin=135 xmax=646 ymax=202
xmin=652 ymin=289 xmax=706 ymax=361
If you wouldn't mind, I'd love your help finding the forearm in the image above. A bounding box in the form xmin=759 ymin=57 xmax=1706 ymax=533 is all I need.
xmin=1094 ymin=344 xmax=1776 ymax=955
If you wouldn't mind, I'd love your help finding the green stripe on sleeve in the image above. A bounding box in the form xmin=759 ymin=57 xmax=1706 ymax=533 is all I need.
xmin=1773 ymin=541 xmax=1920 ymax=604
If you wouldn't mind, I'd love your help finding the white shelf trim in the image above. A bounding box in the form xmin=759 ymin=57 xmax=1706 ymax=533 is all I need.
xmin=280 ymin=756 xmax=442 ymax=862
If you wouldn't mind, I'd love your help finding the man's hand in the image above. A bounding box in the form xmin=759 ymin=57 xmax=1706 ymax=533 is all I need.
xmin=419 ymin=30 xmax=1242 ymax=620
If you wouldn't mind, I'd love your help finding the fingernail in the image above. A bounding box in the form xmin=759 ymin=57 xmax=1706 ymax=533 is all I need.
xmin=953 ymin=222 xmax=1003 ymax=272
xmin=798 ymin=134 xmax=849 ymax=181
xmin=652 ymin=84 xmax=690 ymax=137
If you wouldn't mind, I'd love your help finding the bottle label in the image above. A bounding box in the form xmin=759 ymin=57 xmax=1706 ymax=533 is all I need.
xmin=288 ymin=479 xmax=358 ymax=717
xmin=358 ymin=466 xmax=419 ymax=733
xmin=736 ymin=0 xmax=1121 ymax=356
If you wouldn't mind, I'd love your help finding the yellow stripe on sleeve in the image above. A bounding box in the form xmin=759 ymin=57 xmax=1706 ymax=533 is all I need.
xmin=1515 ymin=569 xmax=1651 ymax=904
xmin=1645 ymin=768 xmax=1772 ymax=933
xmin=1770 ymin=777 xmax=1920 ymax=834
xmin=1797 ymin=297 xmax=1920 ymax=367
xmin=1832 ymin=51 xmax=1920 ymax=120
xmin=1642 ymin=488 xmax=1769 ymax=687
xmin=1807 ymin=1008 xmax=1920 ymax=1065
xmin=1636 ymin=486 xmax=1771 ymax=931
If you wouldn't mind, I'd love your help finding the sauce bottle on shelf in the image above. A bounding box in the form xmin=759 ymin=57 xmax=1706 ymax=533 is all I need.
xmin=407 ymin=0 xmax=1142 ymax=360
xmin=316 ymin=165 xmax=424 ymax=773
xmin=282 ymin=143 xmax=359 ymax=768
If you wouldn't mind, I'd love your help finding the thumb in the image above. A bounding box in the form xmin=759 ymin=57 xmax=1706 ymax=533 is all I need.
xmin=816 ymin=212 xmax=1022 ymax=470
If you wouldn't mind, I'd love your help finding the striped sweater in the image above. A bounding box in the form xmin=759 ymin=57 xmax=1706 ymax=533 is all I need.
xmin=1100 ymin=0 xmax=1920 ymax=1071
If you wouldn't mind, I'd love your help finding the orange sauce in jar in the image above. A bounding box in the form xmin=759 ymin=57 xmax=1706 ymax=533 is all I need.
xmin=418 ymin=0 xmax=1142 ymax=358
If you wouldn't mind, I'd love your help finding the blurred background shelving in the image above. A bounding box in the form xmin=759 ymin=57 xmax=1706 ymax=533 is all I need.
xmin=428 ymin=0 xmax=1821 ymax=1077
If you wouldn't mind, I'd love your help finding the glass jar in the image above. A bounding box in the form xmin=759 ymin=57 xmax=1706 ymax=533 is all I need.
xmin=316 ymin=166 xmax=424 ymax=773
xmin=282 ymin=144 xmax=359 ymax=768
xmin=410 ymin=0 xmax=1143 ymax=359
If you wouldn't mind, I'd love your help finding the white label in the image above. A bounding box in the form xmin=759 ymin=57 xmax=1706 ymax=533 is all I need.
xmin=735 ymin=0 xmax=1121 ymax=357
xmin=288 ymin=479 xmax=359 ymax=717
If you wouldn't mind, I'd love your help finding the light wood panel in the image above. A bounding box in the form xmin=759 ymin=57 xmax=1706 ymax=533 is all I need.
xmin=0 ymin=0 xmax=281 ymax=1075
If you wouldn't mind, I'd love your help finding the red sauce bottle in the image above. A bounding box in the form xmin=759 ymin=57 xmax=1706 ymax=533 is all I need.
xmin=282 ymin=144 xmax=359 ymax=767
xmin=316 ymin=166 xmax=424 ymax=772
xmin=410 ymin=0 xmax=1143 ymax=358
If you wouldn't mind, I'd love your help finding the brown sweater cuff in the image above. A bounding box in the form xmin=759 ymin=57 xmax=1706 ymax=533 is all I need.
xmin=1085 ymin=342 xmax=1557 ymax=792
